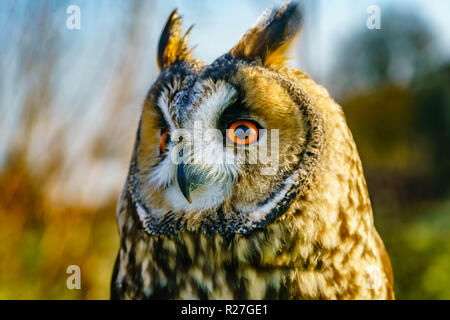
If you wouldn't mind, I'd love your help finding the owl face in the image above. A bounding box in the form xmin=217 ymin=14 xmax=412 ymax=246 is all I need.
xmin=129 ymin=2 xmax=323 ymax=235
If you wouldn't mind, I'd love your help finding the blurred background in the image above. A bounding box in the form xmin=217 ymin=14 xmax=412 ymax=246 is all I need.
xmin=0 ymin=0 xmax=449 ymax=299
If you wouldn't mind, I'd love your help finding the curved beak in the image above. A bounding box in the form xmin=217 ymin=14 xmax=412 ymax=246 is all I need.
xmin=176 ymin=149 xmax=211 ymax=204
xmin=177 ymin=162 xmax=192 ymax=204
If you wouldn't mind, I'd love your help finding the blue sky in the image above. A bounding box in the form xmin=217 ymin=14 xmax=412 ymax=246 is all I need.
xmin=2 ymin=0 xmax=449 ymax=81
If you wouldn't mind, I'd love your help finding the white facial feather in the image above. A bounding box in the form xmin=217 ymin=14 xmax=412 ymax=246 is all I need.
xmin=243 ymin=174 xmax=296 ymax=222
xmin=165 ymin=183 xmax=229 ymax=212
xmin=150 ymin=80 xmax=240 ymax=211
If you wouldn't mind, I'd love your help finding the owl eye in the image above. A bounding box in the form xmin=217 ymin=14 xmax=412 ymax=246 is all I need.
xmin=227 ymin=120 xmax=259 ymax=145
xmin=159 ymin=129 xmax=170 ymax=154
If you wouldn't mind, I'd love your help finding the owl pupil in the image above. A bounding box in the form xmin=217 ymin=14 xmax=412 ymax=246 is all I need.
xmin=235 ymin=125 xmax=250 ymax=139
xmin=159 ymin=130 xmax=170 ymax=154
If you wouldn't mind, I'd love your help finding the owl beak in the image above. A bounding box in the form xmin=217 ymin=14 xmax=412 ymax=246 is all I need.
xmin=177 ymin=162 xmax=192 ymax=204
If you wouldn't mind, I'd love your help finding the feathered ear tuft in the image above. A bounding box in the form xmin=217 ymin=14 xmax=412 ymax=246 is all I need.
xmin=157 ymin=10 xmax=196 ymax=70
xmin=230 ymin=1 xmax=303 ymax=67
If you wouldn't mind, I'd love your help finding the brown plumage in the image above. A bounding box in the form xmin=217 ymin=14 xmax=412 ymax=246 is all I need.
xmin=111 ymin=1 xmax=394 ymax=300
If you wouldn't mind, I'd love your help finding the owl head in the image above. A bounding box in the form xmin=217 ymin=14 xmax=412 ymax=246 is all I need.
xmin=128 ymin=1 xmax=324 ymax=235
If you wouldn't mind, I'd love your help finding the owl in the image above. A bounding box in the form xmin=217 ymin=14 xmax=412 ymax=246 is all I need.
xmin=111 ymin=1 xmax=394 ymax=300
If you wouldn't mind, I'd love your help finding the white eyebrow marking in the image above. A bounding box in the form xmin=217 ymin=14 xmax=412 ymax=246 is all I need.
xmin=190 ymin=80 xmax=238 ymax=125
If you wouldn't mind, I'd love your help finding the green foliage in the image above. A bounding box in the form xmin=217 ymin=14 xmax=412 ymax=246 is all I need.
xmin=377 ymin=201 xmax=450 ymax=299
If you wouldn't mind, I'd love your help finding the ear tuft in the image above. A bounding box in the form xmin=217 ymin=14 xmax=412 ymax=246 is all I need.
xmin=230 ymin=1 xmax=303 ymax=67
xmin=157 ymin=10 xmax=196 ymax=70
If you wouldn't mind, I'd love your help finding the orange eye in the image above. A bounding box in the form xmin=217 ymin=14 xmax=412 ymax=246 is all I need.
xmin=159 ymin=129 xmax=170 ymax=154
xmin=227 ymin=120 xmax=259 ymax=145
